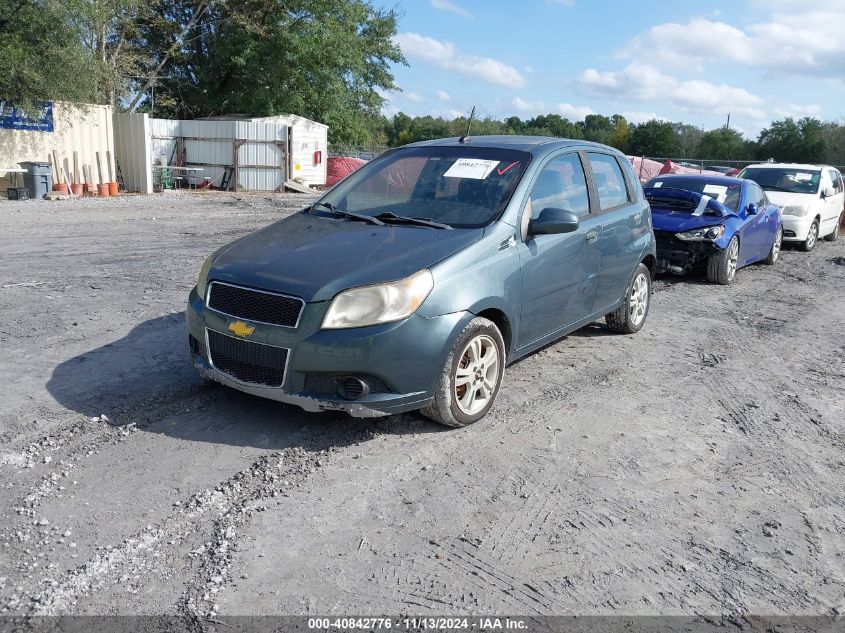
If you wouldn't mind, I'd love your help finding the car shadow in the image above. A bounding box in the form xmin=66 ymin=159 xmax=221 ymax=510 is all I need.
xmin=46 ymin=313 xmax=442 ymax=451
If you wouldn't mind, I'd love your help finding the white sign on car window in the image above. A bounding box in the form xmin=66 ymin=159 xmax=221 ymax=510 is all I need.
xmin=444 ymin=158 xmax=500 ymax=180
xmin=794 ymin=172 xmax=814 ymax=181
xmin=702 ymin=184 xmax=728 ymax=203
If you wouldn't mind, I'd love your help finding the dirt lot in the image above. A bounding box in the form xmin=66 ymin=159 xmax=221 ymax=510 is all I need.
xmin=0 ymin=191 xmax=844 ymax=620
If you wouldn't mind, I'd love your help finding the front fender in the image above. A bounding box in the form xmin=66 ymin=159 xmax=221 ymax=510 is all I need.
xmin=418 ymin=222 xmax=522 ymax=347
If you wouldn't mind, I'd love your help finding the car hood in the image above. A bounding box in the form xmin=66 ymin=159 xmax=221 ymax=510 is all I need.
xmin=207 ymin=211 xmax=485 ymax=302
xmin=645 ymin=187 xmax=736 ymax=233
xmin=765 ymin=191 xmax=817 ymax=209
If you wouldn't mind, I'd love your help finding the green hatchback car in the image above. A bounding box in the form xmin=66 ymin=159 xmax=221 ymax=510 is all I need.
xmin=188 ymin=136 xmax=656 ymax=427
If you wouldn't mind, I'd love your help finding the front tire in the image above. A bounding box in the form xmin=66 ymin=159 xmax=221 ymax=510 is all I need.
xmin=764 ymin=226 xmax=783 ymax=265
xmin=606 ymin=263 xmax=651 ymax=334
xmin=707 ymin=235 xmax=739 ymax=284
xmin=824 ymin=213 xmax=841 ymax=242
xmin=800 ymin=219 xmax=819 ymax=251
xmin=421 ymin=317 xmax=505 ymax=428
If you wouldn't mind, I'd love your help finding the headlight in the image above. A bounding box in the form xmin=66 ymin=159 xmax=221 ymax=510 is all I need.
xmin=196 ymin=254 xmax=215 ymax=300
xmin=322 ymin=270 xmax=434 ymax=329
xmin=782 ymin=205 xmax=810 ymax=217
xmin=675 ymin=225 xmax=725 ymax=241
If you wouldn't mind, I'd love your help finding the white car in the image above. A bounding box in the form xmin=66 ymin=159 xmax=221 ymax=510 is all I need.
xmin=738 ymin=163 xmax=844 ymax=251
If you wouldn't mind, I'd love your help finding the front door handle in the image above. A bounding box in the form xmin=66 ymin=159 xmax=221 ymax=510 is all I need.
xmin=586 ymin=230 xmax=599 ymax=244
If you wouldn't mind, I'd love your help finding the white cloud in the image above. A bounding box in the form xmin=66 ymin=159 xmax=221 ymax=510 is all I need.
xmin=621 ymin=111 xmax=666 ymax=124
xmin=512 ymin=96 xmax=547 ymax=114
xmin=772 ymin=103 xmax=823 ymax=118
xmin=577 ymin=63 xmax=766 ymax=119
xmin=405 ymin=91 xmax=425 ymax=103
xmin=447 ymin=109 xmax=467 ymax=119
xmin=618 ymin=7 xmax=845 ymax=80
xmin=547 ymin=0 xmax=575 ymax=5
xmin=436 ymin=90 xmax=452 ymax=102
xmin=394 ymin=33 xmax=527 ymax=88
xmin=430 ymin=0 xmax=473 ymax=18
xmin=557 ymin=103 xmax=594 ymax=120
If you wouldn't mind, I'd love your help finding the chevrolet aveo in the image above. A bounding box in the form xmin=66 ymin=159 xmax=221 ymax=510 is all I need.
xmin=187 ymin=136 xmax=656 ymax=427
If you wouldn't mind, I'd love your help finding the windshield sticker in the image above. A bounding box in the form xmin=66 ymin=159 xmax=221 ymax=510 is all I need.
xmin=653 ymin=182 xmax=663 ymax=188
xmin=794 ymin=172 xmax=814 ymax=181
xmin=692 ymin=194 xmax=712 ymax=216
xmin=702 ymin=184 xmax=728 ymax=203
xmin=444 ymin=158 xmax=500 ymax=180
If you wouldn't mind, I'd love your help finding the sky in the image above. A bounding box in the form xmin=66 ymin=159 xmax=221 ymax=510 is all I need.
xmin=373 ymin=0 xmax=845 ymax=138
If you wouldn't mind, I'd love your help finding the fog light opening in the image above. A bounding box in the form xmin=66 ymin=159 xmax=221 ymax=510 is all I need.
xmin=188 ymin=334 xmax=199 ymax=354
xmin=336 ymin=376 xmax=370 ymax=401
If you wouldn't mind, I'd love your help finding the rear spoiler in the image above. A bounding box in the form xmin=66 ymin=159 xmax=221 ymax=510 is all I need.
xmin=643 ymin=187 xmax=732 ymax=217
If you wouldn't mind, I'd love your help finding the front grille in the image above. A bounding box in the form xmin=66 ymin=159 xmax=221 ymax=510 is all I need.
xmin=207 ymin=329 xmax=288 ymax=387
xmin=207 ymin=282 xmax=303 ymax=327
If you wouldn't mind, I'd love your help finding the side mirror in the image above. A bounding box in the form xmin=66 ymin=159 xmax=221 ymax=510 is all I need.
xmin=822 ymin=186 xmax=835 ymax=198
xmin=746 ymin=202 xmax=759 ymax=215
xmin=529 ymin=208 xmax=580 ymax=236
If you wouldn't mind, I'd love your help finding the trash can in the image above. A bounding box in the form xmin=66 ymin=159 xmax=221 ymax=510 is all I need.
xmin=19 ymin=162 xmax=52 ymax=199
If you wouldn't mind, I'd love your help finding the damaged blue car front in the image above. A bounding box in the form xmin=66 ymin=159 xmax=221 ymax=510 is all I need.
xmin=644 ymin=175 xmax=783 ymax=284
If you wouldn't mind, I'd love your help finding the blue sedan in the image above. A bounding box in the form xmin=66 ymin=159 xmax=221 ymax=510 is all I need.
xmin=643 ymin=174 xmax=783 ymax=284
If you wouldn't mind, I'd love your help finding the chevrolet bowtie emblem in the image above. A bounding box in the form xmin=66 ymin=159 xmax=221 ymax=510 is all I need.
xmin=227 ymin=321 xmax=255 ymax=338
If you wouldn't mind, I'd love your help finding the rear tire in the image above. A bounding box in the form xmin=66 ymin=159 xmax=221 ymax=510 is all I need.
xmin=421 ymin=317 xmax=505 ymax=428
xmin=824 ymin=213 xmax=841 ymax=242
xmin=764 ymin=226 xmax=783 ymax=265
xmin=707 ymin=235 xmax=739 ymax=284
xmin=605 ymin=263 xmax=651 ymax=334
xmin=800 ymin=219 xmax=819 ymax=251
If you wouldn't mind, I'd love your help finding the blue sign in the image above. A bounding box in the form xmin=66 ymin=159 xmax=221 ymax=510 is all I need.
xmin=0 ymin=101 xmax=54 ymax=132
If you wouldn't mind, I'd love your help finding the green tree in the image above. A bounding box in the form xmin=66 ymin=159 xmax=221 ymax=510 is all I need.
xmin=695 ymin=128 xmax=751 ymax=160
xmin=629 ymin=120 xmax=679 ymax=157
xmin=581 ymin=114 xmax=614 ymax=145
xmin=607 ymin=115 xmax=630 ymax=153
xmin=757 ymin=117 xmax=825 ymax=163
xmin=134 ymin=0 xmax=405 ymax=144
xmin=0 ymin=0 xmax=102 ymax=106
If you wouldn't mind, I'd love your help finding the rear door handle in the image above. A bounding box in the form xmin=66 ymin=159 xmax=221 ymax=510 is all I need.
xmin=586 ymin=231 xmax=599 ymax=244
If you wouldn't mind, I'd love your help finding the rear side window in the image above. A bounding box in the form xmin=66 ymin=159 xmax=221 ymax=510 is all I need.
xmin=829 ymin=169 xmax=843 ymax=194
xmin=587 ymin=153 xmax=630 ymax=210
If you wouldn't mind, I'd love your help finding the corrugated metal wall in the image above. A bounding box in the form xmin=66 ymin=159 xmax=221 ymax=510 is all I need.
xmin=236 ymin=121 xmax=287 ymax=191
xmin=146 ymin=118 xmax=290 ymax=190
xmin=0 ymin=102 xmax=115 ymax=191
xmin=248 ymin=114 xmax=328 ymax=186
xmin=113 ymin=112 xmax=152 ymax=193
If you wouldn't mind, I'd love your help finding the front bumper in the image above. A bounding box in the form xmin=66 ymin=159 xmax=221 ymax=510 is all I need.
xmin=654 ymin=231 xmax=719 ymax=274
xmin=780 ymin=214 xmax=813 ymax=241
xmin=187 ymin=286 xmax=469 ymax=417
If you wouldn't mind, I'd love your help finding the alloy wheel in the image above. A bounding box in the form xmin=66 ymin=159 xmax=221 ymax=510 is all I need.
xmin=454 ymin=334 xmax=500 ymax=416
xmin=727 ymin=238 xmax=739 ymax=281
xmin=771 ymin=229 xmax=782 ymax=262
xmin=807 ymin=222 xmax=818 ymax=249
xmin=629 ymin=272 xmax=649 ymax=327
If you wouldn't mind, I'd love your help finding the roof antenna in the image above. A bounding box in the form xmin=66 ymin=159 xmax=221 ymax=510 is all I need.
xmin=459 ymin=106 xmax=476 ymax=143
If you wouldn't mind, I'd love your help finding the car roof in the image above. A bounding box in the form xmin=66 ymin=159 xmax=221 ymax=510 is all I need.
xmin=404 ymin=135 xmax=621 ymax=155
xmin=743 ymin=163 xmax=833 ymax=171
xmin=648 ymin=173 xmax=746 ymax=186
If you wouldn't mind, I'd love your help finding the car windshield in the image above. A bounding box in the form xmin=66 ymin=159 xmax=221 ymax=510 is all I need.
xmin=315 ymin=146 xmax=531 ymax=229
xmin=739 ymin=167 xmax=821 ymax=194
xmin=644 ymin=177 xmax=742 ymax=212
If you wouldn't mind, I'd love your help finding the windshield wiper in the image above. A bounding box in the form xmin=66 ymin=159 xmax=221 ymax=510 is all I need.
xmin=308 ymin=202 xmax=385 ymax=226
xmin=374 ymin=212 xmax=452 ymax=230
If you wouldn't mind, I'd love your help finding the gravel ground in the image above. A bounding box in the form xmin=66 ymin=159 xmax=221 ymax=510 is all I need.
xmin=0 ymin=191 xmax=844 ymax=621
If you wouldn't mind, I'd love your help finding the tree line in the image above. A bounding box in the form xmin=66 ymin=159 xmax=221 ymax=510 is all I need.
xmin=368 ymin=113 xmax=845 ymax=165
xmin=2 ymin=0 xmax=843 ymax=164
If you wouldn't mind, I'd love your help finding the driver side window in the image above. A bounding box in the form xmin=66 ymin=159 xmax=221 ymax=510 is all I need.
xmin=528 ymin=153 xmax=590 ymax=220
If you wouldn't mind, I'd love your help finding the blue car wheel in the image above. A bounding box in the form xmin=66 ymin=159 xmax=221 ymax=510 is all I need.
xmin=707 ymin=235 xmax=739 ymax=285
